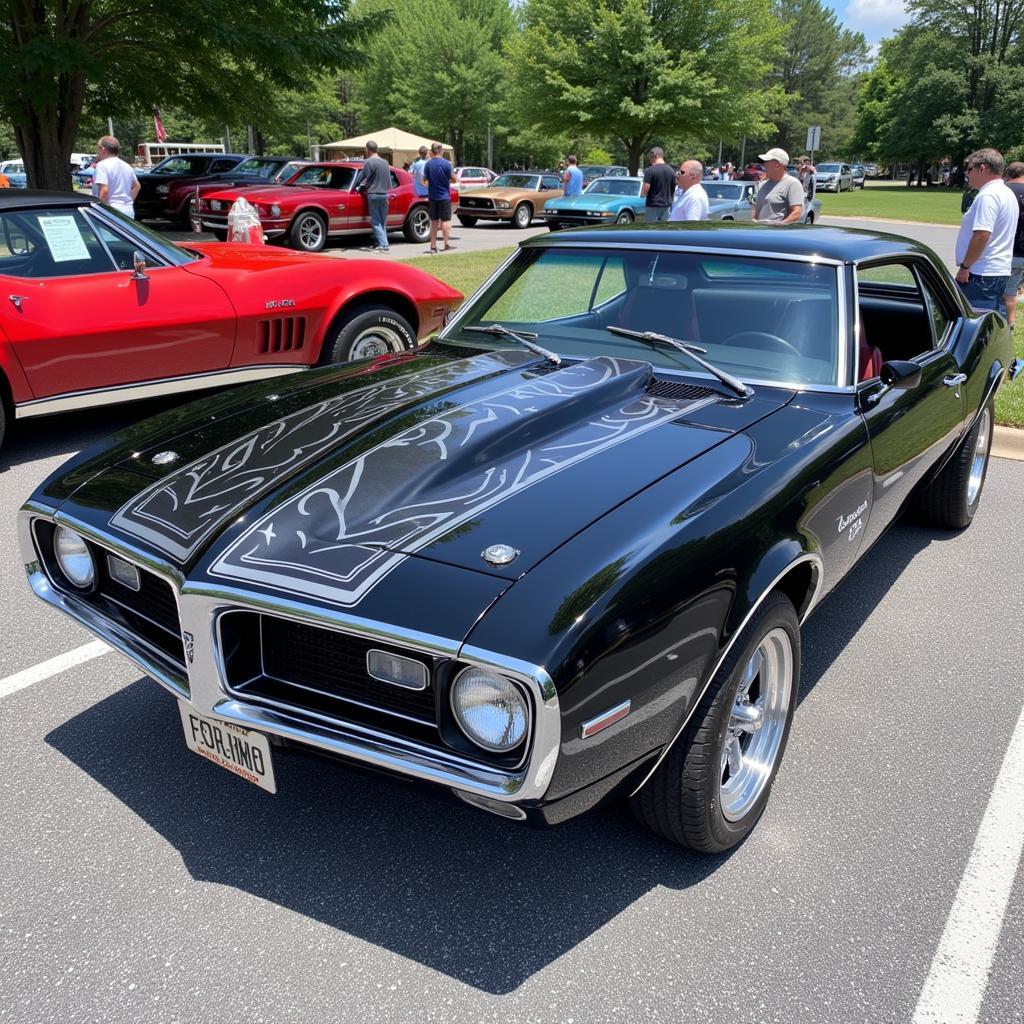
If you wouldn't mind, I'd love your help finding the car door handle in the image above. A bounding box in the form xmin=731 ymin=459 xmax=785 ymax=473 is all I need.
xmin=9 ymin=294 xmax=26 ymax=310
xmin=943 ymin=374 xmax=967 ymax=387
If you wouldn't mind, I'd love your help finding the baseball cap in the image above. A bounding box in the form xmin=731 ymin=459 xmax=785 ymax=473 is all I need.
xmin=759 ymin=147 xmax=789 ymax=165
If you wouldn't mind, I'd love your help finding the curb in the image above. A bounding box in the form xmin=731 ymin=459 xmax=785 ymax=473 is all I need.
xmin=993 ymin=425 xmax=1024 ymax=461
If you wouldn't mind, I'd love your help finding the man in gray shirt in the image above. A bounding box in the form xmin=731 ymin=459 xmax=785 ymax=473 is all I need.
xmin=353 ymin=140 xmax=392 ymax=251
xmin=753 ymin=147 xmax=804 ymax=225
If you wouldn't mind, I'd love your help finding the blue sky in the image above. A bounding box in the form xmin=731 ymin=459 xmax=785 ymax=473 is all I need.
xmin=824 ymin=0 xmax=911 ymax=46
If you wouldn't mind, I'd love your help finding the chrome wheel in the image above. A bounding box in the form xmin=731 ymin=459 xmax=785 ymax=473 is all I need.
xmin=967 ymin=406 xmax=991 ymax=507
xmin=720 ymin=626 xmax=794 ymax=822
xmin=295 ymin=214 xmax=324 ymax=251
xmin=348 ymin=324 xmax=408 ymax=360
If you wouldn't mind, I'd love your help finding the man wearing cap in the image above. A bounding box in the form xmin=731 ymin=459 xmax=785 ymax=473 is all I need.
xmin=753 ymin=147 xmax=804 ymax=225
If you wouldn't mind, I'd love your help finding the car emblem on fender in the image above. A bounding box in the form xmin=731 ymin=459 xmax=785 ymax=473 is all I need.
xmin=151 ymin=451 xmax=179 ymax=466
xmin=182 ymin=631 xmax=194 ymax=664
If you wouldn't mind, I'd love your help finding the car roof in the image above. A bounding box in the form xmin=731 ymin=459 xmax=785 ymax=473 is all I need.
xmin=0 ymin=189 xmax=94 ymax=211
xmin=521 ymin=223 xmax=938 ymax=265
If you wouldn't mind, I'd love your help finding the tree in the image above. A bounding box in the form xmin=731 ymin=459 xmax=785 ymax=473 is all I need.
xmin=504 ymin=0 xmax=784 ymax=174
xmin=0 ymin=1 xmax=388 ymax=189
xmin=763 ymin=0 xmax=868 ymax=158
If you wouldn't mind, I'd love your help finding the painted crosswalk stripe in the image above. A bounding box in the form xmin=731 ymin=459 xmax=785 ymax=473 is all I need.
xmin=912 ymin=703 xmax=1024 ymax=1024
xmin=0 ymin=640 xmax=110 ymax=699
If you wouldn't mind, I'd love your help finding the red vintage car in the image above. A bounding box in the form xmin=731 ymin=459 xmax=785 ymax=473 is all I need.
xmin=198 ymin=162 xmax=456 ymax=252
xmin=0 ymin=191 xmax=462 ymax=448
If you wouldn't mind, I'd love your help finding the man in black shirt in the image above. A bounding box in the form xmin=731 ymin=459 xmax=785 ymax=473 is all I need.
xmin=641 ymin=147 xmax=675 ymax=221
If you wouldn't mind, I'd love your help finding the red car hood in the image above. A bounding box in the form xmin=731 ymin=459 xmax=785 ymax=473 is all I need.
xmin=203 ymin=184 xmax=337 ymax=204
xmin=183 ymin=241 xmax=343 ymax=269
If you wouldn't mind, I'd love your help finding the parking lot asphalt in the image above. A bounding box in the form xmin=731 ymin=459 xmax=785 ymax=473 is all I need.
xmin=1 ymin=213 xmax=1021 ymax=1023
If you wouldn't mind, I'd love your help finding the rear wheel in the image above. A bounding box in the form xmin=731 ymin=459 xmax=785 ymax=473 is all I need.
xmin=512 ymin=203 xmax=532 ymax=229
xmin=615 ymin=209 xmax=635 ymax=224
xmin=288 ymin=211 xmax=327 ymax=252
xmin=631 ymin=591 xmax=800 ymax=852
xmin=319 ymin=305 xmax=416 ymax=364
xmin=403 ymin=205 xmax=431 ymax=243
xmin=547 ymin=221 xmax=563 ymax=231
xmin=916 ymin=400 xmax=993 ymax=529
xmin=457 ymin=214 xmax=478 ymax=227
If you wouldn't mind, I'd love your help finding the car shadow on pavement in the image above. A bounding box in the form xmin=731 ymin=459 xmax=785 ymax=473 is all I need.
xmin=44 ymin=520 xmax=952 ymax=994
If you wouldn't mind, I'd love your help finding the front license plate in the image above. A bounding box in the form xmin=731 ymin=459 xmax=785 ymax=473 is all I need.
xmin=178 ymin=703 xmax=277 ymax=794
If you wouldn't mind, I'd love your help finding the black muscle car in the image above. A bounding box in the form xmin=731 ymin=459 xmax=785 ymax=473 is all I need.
xmin=20 ymin=224 xmax=1021 ymax=853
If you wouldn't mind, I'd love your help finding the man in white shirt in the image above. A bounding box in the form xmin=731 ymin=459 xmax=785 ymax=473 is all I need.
xmin=954 ymin=147 xmax=1019 ymax=315
xmin=669 ymin=160 xmax=709 ymax=221
xmin=92 ymin=135 xmax=140 ymax=218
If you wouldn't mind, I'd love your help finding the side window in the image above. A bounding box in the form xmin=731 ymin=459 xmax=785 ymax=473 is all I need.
xmin=0 ymin=209 xmax=115 ymax=279
xmin=858 ymin=263 xmax=916 ymax=290
xmin=92 ymin=220 xmax=142 ymax=271
xmin=856 ymin=261 xmax=935 ymax=368
xmin=210 ymin=159 xmax=238 ymax=173
xmin=542 ymin=175 xmax=561 ymax=191
xmin=390 ymin=171 xmax=400 ymax=188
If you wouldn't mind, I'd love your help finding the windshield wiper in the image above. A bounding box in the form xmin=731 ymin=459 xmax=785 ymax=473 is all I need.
xmin=605 ymin=326 xmax=752 ymax=397
xmin=464 ymin=324 xmax=562 ymax=366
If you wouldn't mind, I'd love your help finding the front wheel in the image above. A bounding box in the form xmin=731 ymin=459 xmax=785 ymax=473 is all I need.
xmin=319 ymin=305 xmax=416 ymax=364
xmin=615 ymin=209 xmax=635 ymax=224
xmin=288 ymin=211 xmax=327 ymax=252
xmin=403 ymin=205 xmax=431 ymax=243
xmin=631 ymin=591 xmax=800 ymax=852
xmin=512 ymin=203 xmax=532 ymax=229
xmin=915 ymin=400 xmax=994 ymax=529
xmin=457 ymin=214 xmax=478 ymax=227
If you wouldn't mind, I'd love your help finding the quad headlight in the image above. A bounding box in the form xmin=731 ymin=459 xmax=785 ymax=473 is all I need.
xmin=495 ymin=200 xmax=510 ymax=209
xmin=450 ymin=667 xmax=528 ymax=752
xmin=53 ymin=526 xmax=95 ymax=589
xmin=156 ymin=185 xmax=169 ymax=196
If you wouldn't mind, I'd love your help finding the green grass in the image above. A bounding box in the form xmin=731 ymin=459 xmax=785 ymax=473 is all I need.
xmin=822 ymin=183 xmax=963 ymax=226
xmin=400 ymin=247 xmax=1024 ymax=429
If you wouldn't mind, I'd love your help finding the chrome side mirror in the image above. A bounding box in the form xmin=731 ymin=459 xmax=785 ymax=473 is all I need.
xmin=132 ymin=251 xmax=148 ymax=280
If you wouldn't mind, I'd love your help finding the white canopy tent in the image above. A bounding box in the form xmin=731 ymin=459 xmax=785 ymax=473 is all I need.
xmin=318 ymin=127 xmax=453 ymax=168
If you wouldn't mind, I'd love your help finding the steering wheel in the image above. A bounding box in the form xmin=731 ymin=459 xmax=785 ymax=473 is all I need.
xmin=723 ymin=330 xmax=801 ymax=358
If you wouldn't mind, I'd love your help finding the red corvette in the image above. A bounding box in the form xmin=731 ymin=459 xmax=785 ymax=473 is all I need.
xmin=199 ymin=162 xmax=457 ymax=252
xmin=0 ymin=191 xmax=462 ymax=448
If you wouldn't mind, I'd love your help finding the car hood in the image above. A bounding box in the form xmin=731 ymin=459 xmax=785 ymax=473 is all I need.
xmin=53 ymin=349 xmax=791 ymax=610
xmin=203 ymin=184 xmax=335 ymax=204
xmin=547 ymin=194 xmax=636 ymax=210
xmin=469 ymin=187 xmax=551 ymax=202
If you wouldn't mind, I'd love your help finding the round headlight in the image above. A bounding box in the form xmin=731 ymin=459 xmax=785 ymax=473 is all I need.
xmin=451 ymin=667 xmax=528 ymax=752
xmin=156 ymin=184 xmax=169 ymax=195
xmin=53 ymin=526 xmax=95 ymax=589
xmin=270 ymin=204 xmax=281 ymax=217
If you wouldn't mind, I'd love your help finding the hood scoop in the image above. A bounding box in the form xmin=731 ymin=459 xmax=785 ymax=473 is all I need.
xmin=204 ymin=357 xmax=724 ymax=609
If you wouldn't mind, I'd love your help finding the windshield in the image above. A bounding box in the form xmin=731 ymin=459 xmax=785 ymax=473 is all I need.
xmin=150 ymin=155 xmax=211 ymax=175
xmin=233 ymin=158 xmax=283 ymax=178
xmin=703 ymin=183 xmax=748 ymax=200
xmin=276 ymin=161 xmax=306 ymax=182
xmin=585 ymin=178 xmax=641 ymax=196
xmin=442 ymin=246 xmax=841 ymax=387
xmin=817 ymin=164 xmax=841 ymax=173
xmin=492 ymin=174 xmax=539 ymax=189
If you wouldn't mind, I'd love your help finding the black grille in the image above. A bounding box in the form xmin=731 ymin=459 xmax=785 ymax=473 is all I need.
xmin=646 ymin=379 xmax=715 ymax=401
xmin=260 ymin=618 xmax=436 ymax=721
xmin=461 ymin=196 xmax=493 ymax=209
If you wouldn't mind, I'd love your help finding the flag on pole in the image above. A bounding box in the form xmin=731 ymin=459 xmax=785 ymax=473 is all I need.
xmin=153 ymin=108 xmax=167 ymax=143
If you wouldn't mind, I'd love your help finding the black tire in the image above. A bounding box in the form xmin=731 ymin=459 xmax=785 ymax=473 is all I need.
xmin=512 ymin=203 xmax=532 ymax=229
xmin=547 ymin=221 xmax=563 ymax=231
xmin=211 ymin=228 xmax=228 ymax=242
xmin=916 ymin=399 xmax=994 ymax=529
xmin=805 ymin=212 xmax=815 ymax=224
xmin=403 ymin=204 xmax=431 ymax=243
xmin=457 ymin=214 xmax=478 ymax=228
xmin=615 ymin=209 xmax=635 ymax=224
xmin=178 ymin=196 xmax=197 ymax=229
xmin=288 ymin=211 xmax=327 ymax=252
xmin=319 ymin=305 xmax=416 ymax=364
xmin=631 ymin=591 xmax=800 ymax=852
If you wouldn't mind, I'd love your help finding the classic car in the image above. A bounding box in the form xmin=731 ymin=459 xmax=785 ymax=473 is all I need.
xmin=456 ymin=171 xmax=564 ymax=228
xmin=1 ymin=159 xmax=28 ymax=188
xmin=0 ymin=190 xmax=461 ymax=448
xmin=815 ymin=163 xmax=854 ymax=192
xmin=703 ymin=180 xmax=822 ymax=223
xmin=134 ymin=153 xmax=250 ymax=221
xmin=199 ymin=162 xmax=450 ymax=251
xmin=20 ymin=224 xmax=1020 ymax=854
xmin=580 ymin=164 xmax=629 ymax=186
xmin=163 ymin=155 xmax=306 ymax=226
xmin=452 ymin=166 xmax=497 ymax=191
xmin=541 ymin=176 xmax=647 ymax=227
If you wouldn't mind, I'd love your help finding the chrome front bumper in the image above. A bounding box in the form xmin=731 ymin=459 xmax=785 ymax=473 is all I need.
xmin=20 ymin=502 xmax=561 ymax=806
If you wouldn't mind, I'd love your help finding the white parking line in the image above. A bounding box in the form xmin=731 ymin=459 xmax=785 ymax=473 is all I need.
xmin=0 ymin=640 xmax=110 ymax=699
xmin=912 ymin=703 xmax=1024 ymax=1024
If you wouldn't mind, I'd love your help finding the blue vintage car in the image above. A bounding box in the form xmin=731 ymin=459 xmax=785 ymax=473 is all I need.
xmin=542 ymin=176 xmax=647 ymax=228
xmin=1 ymin=159 xmax=28 ymax=188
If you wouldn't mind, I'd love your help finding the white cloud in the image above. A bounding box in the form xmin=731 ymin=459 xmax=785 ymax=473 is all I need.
xmin=845 ymin=0 xmax=910 ymax=26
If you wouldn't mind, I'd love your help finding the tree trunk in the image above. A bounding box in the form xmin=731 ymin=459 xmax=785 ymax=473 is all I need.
xmin=624 ymin=137 xmax=647 ymax=176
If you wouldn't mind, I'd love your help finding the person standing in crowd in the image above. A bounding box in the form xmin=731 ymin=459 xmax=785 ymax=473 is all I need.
xmin=93 ymin=135 xmax=140 ymax=218
xmin=753 ymin=147 xmax=804 ymax=225
xmin=640 ymin=147 xmax=675 ymax=221
xmin=353 ymin=140 xmax=392 ymax=251
xmin=954 ymin=148 xmax=1019 ymax=315
xmin=562 ymin=155 xmax=584 ymax=197
xmin=410 ymin=145 xmax=429 ymax=202
xmin=797 ymin=155 xmax=816 ymax=202
xmin=423 ymin=142 xmax=456 ymax=253
xmin=669 ymin=160 xmax=709 ymax=221
xmin=1000 ymin=161 xmax=1024 ymax=329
